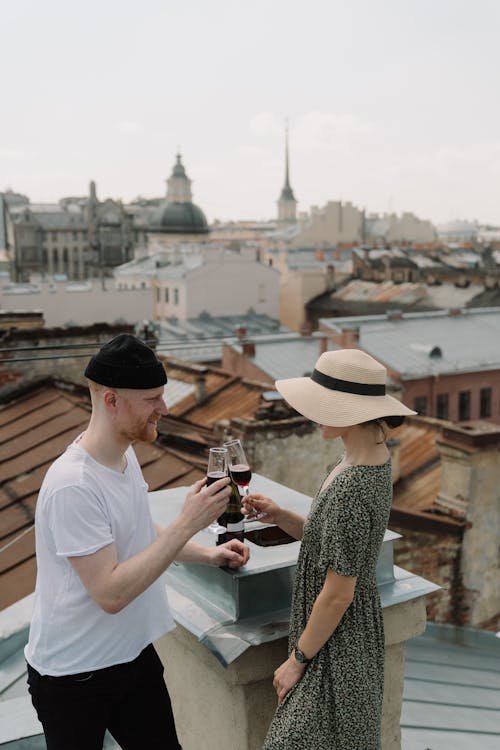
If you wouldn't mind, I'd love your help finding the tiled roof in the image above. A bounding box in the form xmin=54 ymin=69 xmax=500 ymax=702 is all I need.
xmin=0 ymin=383 xmax=210 ymax=611
xmin=0 ymin=359 xmax=276 ymax=611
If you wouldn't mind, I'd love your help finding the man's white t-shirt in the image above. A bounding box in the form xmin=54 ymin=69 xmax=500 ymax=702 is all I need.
xmin=25 ymin=441 xmax=175 ymax=676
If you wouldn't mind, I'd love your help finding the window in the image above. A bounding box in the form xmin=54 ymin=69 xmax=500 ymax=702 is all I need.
xmin=414 ymin=396 xmax=427 ymax=415
xmin=458 ymin=390 xmax=470 ymax=421
xmin=164 ymin=287 xmax=169 ymax=303
xmin=174 ymin=288 xmax=179 ymax=305
xmin=436 ymin=393 xmax=449 ymax=420
xmin=156 ymin=287 xmax=161 ymax=303
xmin=480 ymin=387 xmax=492 ymax=418
xmin=258 ymin=284 xmax=267 ymax=302
xmin=73 ymin=231 xmax=78 ymax=241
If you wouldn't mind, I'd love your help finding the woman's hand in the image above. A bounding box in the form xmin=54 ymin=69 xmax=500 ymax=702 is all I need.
xmin=242 ymin=493 xmax=282 ymax=524
xmin=273 ymin=655 xmax=307 ymax=705
xmin=210 ymin=539 xmax=250 ymax=569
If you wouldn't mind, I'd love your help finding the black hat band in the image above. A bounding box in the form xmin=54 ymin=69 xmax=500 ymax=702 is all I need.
xmin=311 ymin=369 xmax=386 ymax=397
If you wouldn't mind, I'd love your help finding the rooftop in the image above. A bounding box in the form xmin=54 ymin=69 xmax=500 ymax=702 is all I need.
xmin=401 ymin=622 xmax=500 ymax=749
xmin=230 ymin=333 xmax=334 ymax=380
xmin=319 ymin=308 xmax=500 ymax=378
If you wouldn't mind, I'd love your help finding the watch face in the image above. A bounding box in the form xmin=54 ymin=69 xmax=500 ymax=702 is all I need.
xmin=295 ymin=648 xmax=308 ymax=663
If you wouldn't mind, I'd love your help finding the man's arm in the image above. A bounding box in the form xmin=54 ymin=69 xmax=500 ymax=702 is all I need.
xmin=69 ymin=477 xmax=231 ymax=614
xmin=175 ymin=538 xmax=250 ymax=568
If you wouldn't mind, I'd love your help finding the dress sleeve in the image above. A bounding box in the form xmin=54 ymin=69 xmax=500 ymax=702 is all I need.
xmin=45 ymin=486 xmax=114 ymax=557
xmin=318 ymin=470 xmax=370 ymax=577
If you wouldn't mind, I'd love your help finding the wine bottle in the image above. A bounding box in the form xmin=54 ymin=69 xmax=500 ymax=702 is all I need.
xmin=216 ymin=479 xmax=245 ymax=545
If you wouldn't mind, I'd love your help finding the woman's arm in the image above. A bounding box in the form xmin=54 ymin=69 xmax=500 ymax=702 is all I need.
xmin=244 ymin=493 xmax=305 ymax=540
xmin=272 ymin=569 xmax=356 ymax=703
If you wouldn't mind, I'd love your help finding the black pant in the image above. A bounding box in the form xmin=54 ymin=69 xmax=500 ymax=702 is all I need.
xmin=27 ymin=644 xmax=182 ymax=750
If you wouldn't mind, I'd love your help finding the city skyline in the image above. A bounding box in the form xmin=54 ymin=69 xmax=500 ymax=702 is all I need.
xmin=1 ymin=0 xmax=499 ymax=225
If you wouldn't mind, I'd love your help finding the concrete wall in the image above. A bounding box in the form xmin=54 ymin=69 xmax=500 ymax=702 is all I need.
xmin=438 ymin=435 xmax=500 ymax=627
xmin=0 ymin=281 xmax=152 ymax=327
xmin=279 ymin=268 xmax=329 ymax=331
xmin=390 ymin=524 xmax=462 ymax=624
xmin=155 ymin=595 xmax=428 ymax=750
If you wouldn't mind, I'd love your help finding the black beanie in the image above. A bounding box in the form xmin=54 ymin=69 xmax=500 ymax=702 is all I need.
xmin=84 ymin=334 xmax=167 ymax=389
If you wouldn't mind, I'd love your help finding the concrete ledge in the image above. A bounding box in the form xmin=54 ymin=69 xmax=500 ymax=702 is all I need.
xmin=156 ymin=592 xmax=430 ymax=750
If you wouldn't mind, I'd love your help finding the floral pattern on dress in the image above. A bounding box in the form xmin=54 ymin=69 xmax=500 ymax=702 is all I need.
xmin=263 ymin=461 xmax=392 ymax=750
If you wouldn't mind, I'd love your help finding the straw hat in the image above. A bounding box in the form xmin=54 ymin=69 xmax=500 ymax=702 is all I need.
xmin=275 ymin=349 xmax=416 ymax=427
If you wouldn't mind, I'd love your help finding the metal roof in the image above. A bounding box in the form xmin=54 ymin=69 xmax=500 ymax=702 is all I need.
xmin=319 ymin=308 xmax=500 ymax=378
xmin=232 ymin=333 xmax=335 ymax=381
xmin=401 ymin=622 xmax=500 ymax=748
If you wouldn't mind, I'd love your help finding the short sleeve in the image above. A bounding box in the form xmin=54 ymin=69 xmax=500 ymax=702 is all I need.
xmin=318 ymin=472 xmax=370 ymax=577
xmin=45 ymin=486 xmax=114 ymax=557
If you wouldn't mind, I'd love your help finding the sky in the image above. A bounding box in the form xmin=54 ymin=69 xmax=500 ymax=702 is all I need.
xmin=1 ymin=0 xmax=499 ymax=225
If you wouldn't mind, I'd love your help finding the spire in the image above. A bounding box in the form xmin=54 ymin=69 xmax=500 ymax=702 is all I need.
xmin=277 ymin=122 xmax=297 ymax=222
xmin=280 ymin=125 xmax=295 ymax=200
xmin=166 ymin=152 xmax=192 ymax=203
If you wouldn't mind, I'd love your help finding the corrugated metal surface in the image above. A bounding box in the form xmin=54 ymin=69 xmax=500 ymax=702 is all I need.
xmin=402 ymin=623 xmax=500 ymax=748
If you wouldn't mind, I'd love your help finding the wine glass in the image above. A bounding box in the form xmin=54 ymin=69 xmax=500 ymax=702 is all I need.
xmin=223 ymin=439 xmax=252 ymax=497
xmin=205 ymin=447 xmax=228 ymax=535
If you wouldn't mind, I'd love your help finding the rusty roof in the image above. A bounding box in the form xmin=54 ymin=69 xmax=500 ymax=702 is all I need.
xmin=391 ymin=417 xmax=464 ymax=529
xmin=0 ymin=372 xmax=458 ymax=613
xmin=0 ymin=382 xmax=210 ymax=611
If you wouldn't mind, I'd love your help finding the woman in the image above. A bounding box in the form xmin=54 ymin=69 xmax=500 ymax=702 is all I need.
xmin=245 ymin=348 xmax=415 ymax=750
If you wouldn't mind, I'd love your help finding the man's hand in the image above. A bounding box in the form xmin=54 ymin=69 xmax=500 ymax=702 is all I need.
xmin=180 ymin=477 xmax=232 ymax=534
xmin=273 ymin=655 xmax=307 ymax=704
xmin=210 ymin=539 xmax=250 ymax=569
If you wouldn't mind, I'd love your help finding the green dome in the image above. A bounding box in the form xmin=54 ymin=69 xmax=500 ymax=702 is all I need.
xmin=151 ymin=201 xmax=209 ymax=234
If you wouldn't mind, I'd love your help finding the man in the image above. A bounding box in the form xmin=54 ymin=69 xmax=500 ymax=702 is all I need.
xmin=25 ymin=334 xmax=249 ymax=750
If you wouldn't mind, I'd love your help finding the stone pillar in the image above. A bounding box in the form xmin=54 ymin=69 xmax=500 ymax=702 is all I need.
xmin=436 ymin=422 xmax=500 ymax=626
xmin=155 ymin=594 xmax=427 ymax=750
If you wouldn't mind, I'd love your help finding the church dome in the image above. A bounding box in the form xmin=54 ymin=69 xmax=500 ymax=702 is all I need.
xmin=151 ymin=201 xmax=209 ymax=233
xmin=149 ymin=153 xmax=209 ymax=234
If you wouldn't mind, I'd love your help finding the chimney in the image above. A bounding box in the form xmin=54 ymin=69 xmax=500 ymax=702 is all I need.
xmin=235 ymin=326 xmax=247 ymax=340
xmin=319 ymin=336 xmax=328 ymax=355
xmin=194 ymin=375 xmax=207 ymax=403
xmin=340 ymin=325 xmax=359 ymax=348
xmin=386 ymin=309 xmax=403 ymax=321
xmin=242 ymin=340 xmax=255 ymax=358
xmin=435 ymin=422 xmax=500 ymax=626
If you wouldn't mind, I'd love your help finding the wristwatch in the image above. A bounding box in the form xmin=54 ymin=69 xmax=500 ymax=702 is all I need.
xmin=293 ymin=647 xmax=311 ymax=664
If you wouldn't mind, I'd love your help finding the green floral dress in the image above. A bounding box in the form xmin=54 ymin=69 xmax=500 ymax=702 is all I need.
xmin=263 ymin=461 xmax=392 ymax=750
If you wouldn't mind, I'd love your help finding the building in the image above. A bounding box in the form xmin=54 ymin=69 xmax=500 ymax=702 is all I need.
xmin=3 ymin=184 xmax=135 ymax=282
xmin=260 ymin=247 xmax=350 ymax=331
xmin=292 ymin=200 xmax=364 ymax=248
xmin=151 ymin=245 xmax=279 ymax=322
xmin=142 ymin=153 xmax=210 ymax=249
xmin=364 ymin=212 xmax=436 ymax=245
xmin=3 ymin=154 xmax=209 ymax=282
xmin=319 ymin=307 xmax=500 ymax=423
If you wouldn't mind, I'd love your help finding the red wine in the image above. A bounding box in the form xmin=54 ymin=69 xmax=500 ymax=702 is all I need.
xmin=206 ymin=471 xmax=226 ymax=486
xmin=230 ymin=464 xmax=252 ymax=486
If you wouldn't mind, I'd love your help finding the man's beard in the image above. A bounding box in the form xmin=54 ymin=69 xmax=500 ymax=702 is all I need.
xmin=123 ymin=418 xmax=158 ymax=443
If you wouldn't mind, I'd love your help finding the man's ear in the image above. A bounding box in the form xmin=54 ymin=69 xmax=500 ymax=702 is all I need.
xmin=102 ymin=389 xmax=119 ymax=410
